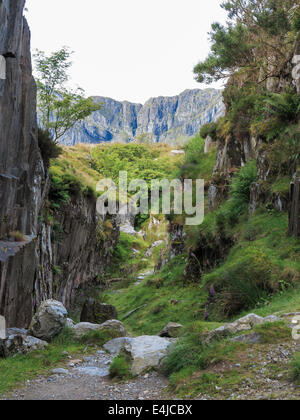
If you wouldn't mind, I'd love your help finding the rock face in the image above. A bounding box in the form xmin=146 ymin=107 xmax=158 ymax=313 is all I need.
xmin=0 ymin=0 xmax=47 ymax=328
xmin=80 ymin=299 xmax=118 ymax=324
xmin=59 ymin=89 xmax=225 ymax=146
xmin=41 ymin=196 xmax=120 ymax=311
xmin=28 ymin=300 xmax=67 ymax=342
xmin=292 ymin=37 xmax=300 ymax=95
xmin=0 ymin=0 xmax=45 ymax=238
xmin=59 ymin=97 xmax=142 ymax=145
xmin=0 ymin=3 xmax=121 ymax=329
xmin=289 ymin=176 xmax=300 ymax=238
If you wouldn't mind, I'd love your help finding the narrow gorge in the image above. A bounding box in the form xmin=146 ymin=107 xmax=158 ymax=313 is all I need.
xmin=1 ymin=0 xmax=300 ymax=402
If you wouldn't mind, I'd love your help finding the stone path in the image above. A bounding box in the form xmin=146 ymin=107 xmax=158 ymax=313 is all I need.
xmin=1 ymin=349 xmax=170 ymax=401
xmin=2 ymin=340 xmax=300 ymax=400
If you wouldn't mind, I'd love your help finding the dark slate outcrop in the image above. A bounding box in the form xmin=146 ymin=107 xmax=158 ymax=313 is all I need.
xmin=0 ymin=1 xmax=120 ymax=328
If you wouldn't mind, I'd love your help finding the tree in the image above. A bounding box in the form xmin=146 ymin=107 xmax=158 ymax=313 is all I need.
xmin=34 ymin=47 xmax=101 ymax=142
xmin=194 ymin=0 xmax=299 ymax=84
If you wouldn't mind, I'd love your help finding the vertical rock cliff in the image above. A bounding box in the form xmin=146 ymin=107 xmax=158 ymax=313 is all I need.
xmin=0 ymin=0 xmax=47 ymax=328
xmin=0 ymin=0 xmax=45 ymax=238
xmin=0 ymin=1 xmax=120 ymax=328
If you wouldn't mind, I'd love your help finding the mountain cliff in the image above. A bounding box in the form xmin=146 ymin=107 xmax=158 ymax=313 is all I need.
xmin=59 ymin=88 xmax=225 ymax=145
xmin=0 ymin=1 xmax=120 ymax=327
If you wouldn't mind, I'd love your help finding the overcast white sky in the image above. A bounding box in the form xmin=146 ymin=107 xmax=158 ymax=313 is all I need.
xmin=25 ymin=0 xmax=227 ymax=104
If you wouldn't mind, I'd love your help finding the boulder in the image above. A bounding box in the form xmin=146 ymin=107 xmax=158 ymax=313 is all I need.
xmin=73 ymin=320 xmax=128 ymax=339
xmin=105 ymin=335 xmax=173 ymax=375
xmin=1 ymin=334 xmax=48 ymax=357
xmin=202 ymin=313 xmax=266 ymax=344
xmin=120 ymin=223 xmax=137 ymax=236
xmin=124 ymin=336 xmax=172 ymax=375
xmin=65 ymin=318 xmax=75 ymax=329
xmin=202 ymin=325 xmax=234 ymax=345
xmin=230 ymin=332 xmax=262 ymax=344
xmin=6 ymin=328 xmax=28 ymax=336
xmin=80 ymin=299 xmax=118 ymax=324
xmin=234 ymin=313 xmax=265 ymax=327
xmin=145 ymin=241 xmax=165 ymax=258
xmin=264 ymin=315 xmax=279 ymax=323
xmin=28 ymin=300 xmax=68 ymax=342
xmin=104 ymin=337 xmax=134 ymax=355
xmin=159 ymin=322 xmax=183 ymax=338
xmin=98 ymin=320 xmax=127 ymax=337
xmin=52 ymin=368 xmax=69 ymax=375
xmin=73 ymin=322 xmax=102 ymax=338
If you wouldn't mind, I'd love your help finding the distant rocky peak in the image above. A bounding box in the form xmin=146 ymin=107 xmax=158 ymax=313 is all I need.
xmin=59 ymin=88 xmax=225 ymax=146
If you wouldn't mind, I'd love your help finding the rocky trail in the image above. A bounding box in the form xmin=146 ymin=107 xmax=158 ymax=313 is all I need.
xmin=2 ymin=350 xmax=170 ymax=401
xmin=2 ymin=338 xmax=300 ymax=400
xmin=2 ymin=311 xmax=300 ymax=400
xmin=2 ymin=230 xmax=300 ymax=401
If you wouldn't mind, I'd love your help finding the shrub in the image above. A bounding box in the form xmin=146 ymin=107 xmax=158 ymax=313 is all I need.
xmin=109 ymin=355 xmax=133 ymax=380
xmin=177 ymin=135 xmax=216 ymax=181
xmin=51 ymin=327 xmax=76 ymax=346
xmin=230 ymin=160 xmax=258 ymax=205
xmin=162 ymin=324 xmax=240 ymax=377
xmin=200 ymin=122 xmax=217 ymax=141
xmin=38 ymin=129 xmax=62 ymax=167
xmin=223 ymin=160 xmax=258 ymax=226
xmin=204 ymin=246 xmax=282 ymax=318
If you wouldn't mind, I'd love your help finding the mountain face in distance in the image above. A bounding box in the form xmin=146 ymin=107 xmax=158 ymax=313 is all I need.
xmin=59 ymin=88 xmax=225 ymax=146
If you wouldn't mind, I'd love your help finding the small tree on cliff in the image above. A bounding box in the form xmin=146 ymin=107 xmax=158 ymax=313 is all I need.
xmin=194 ymin=0 xmax=299 ymax=84
xmin=34 ymin=47 xmax=101 ymax=143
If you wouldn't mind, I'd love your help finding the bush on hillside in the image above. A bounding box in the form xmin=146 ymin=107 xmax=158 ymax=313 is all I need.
xmin=200 ymin=122 xmax=217 ymax=141
xmin=38 ymin=129 xmax=62 ymax=168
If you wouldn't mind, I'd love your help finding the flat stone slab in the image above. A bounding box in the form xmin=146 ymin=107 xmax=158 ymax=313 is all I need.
xmin=74 ymin=366 xmax=110 ymax=377
xmin=52 ymin=368 xmax=69 ymax=375
xmin=230 ymin=332 xmax=262 ymax=344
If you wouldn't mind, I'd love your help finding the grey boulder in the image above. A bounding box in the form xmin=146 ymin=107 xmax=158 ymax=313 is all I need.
xmin=159 ymin=322 xmax=183 ymax=338
xmin=230 ymin=332 xmax=262 ymax=344
xmin=73 ymin=320 xmax=128 ymax=339
xmin=28 ymin=300 xmax=68 ymax=342
xmin=1 ymin=334 xmax=48 ymax=357
xmin=104 ymin=337 xmax=134 ymax=355
xmin=105 ymin=335 xmax=173 ymax=375
xmin=80 ymin=299 xmax=118 ymax=324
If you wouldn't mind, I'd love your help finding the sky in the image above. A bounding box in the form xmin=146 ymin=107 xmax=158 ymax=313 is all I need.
xmin=25 ymin=0 xmax=227 ymax=104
